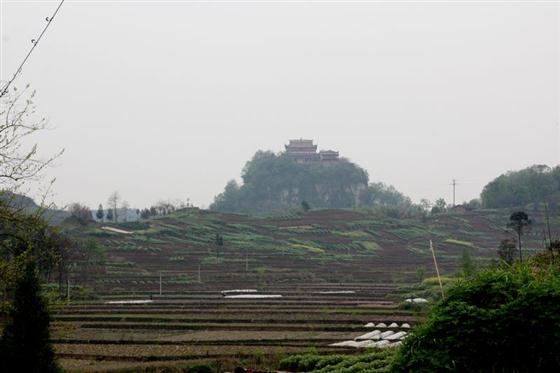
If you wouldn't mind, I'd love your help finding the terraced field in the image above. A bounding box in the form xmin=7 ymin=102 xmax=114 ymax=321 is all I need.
xmin=53 ymin=285 xmax=416 ymax=371
xmin=56 ymin=207 xmax=556 ymax=371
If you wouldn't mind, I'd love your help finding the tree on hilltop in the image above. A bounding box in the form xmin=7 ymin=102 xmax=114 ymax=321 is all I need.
xmin=215 ymin=233 xmax=224 ymax=259
xmin=96 ymin=204 xmax=104 ymax=222
xmin=106 ymin=208 xmax=113 ymax=222
xmin=121 ymin=200 xmax=130 ymax=222
xmin=107 ymin=191 xmax=120 ymax=222
xmin=481 ymin=165 xmax=560 ymax=208
xmin=210 ymin=151 xmax=373 ymax=214
xmin=507 ymin=211 xmax=531 ymax=261
xmin=431 ymin=198 xmax=447 ymax=214
xmin=67 ymin=202 xmax=92 ymax=225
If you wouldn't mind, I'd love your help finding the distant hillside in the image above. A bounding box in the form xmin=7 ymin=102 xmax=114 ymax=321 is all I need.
xmin=211 ymin=149 xmax=410 ymax=214
xmin=481 ymin=165 xmax=560 ymax=209
xmin=0 ymin=191 xmax=38 ymax=209
xmin=64 ymin=205 xmax=559 ymax=292
xmin=0 ymin=191 xmax=69 ymax=224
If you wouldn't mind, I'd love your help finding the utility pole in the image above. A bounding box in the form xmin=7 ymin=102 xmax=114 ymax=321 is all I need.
xmin=429 ymin=240 xmax=445 ymax=299
xmin=451 ymin=179 xmax=457 ymax=207
xmin=545 ymin=203 xmax=552 ymax=245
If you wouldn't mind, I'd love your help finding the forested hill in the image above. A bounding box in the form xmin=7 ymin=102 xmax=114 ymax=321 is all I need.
xmin=481 ymin=165 xmax=560 ymax=209
xmin=210 ymin=150 xmax=410 ymax=214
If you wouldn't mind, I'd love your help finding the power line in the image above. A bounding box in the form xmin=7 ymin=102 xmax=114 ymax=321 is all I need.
xmin=0 ymin=0 xmax=66 ymax=98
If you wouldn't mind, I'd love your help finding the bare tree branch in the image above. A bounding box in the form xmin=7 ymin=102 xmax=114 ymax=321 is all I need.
xmin=0 ymin=85 xmax=64 ymax=193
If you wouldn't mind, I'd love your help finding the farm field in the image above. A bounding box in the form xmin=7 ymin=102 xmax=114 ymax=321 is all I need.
xmin=52 ymin=286 xmax=414 ymax=371
xmin=55 ymin=207 xmax=557 ymax=371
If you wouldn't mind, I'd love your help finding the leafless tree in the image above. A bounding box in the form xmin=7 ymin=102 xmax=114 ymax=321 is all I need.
xmin=121 ymin=200 xmax=130 ymax=222
xmin=107 ymin=191 xmax=121 ymax=222
xmin=0 ymin=85 xmax=63 ymax=192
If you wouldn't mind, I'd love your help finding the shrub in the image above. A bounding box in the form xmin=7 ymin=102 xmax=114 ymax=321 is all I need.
xmin=187 ymin=364 xmax=213 ymax=373
xmin=0 ymin=261 xmax=60 ymax=372
xmin=391 ymin=260 xmax=560 ymax=372
xmin=422 ymin=276 xmax=457 ymax=286
xmin=279 ymin=351 xmax=394 ymax=372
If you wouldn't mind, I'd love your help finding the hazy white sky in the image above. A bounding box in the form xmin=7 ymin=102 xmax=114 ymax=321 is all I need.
xmin=1 ymin=0 xmax=558 ymax=209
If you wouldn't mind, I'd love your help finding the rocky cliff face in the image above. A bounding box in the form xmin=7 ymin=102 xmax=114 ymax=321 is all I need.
xmin=277 ymin=181 xmax=368 ymax=209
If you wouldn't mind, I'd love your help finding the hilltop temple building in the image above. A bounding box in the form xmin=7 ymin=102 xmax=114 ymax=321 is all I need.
xmin=284 ymin=139 xmax=340 ymax=163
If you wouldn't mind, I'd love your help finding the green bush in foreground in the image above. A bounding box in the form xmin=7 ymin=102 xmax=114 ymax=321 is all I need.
xmin=187 ymin=364 xmax=213 ymax=373
xmin=279 ymin=350 xmax=394 ymax=372
xmin=0 ymin=261 xmax=60 ymax=372
xmin=391 ymin=258 xmax=560 ymax=372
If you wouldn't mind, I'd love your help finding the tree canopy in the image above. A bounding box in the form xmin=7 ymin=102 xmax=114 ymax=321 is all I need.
xmin=481 ymin=165 xmax=560 ymax=208
xmin=210 ymin=150 xmax=411 ymax=214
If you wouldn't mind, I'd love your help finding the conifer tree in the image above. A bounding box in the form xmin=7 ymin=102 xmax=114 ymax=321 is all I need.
xmin=507 ymin=211 xmax=531 ymax=261
xmin=96 ymin=203 xmax=104 ymax=222
xmin=0 ymin=261 xmax=60 ymax=372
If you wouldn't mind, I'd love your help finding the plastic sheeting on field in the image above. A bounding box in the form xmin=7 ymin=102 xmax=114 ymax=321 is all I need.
xmin=332 ymin=320 xmax=413 ymax=349
xmin=355 ymin=330 xmax=381 ymax=341
xmin=375 ymin=340 xmax=391 ymax=348
xmin=329 ymin=339 xmax=399 ymax=349
xmin=105 ymin=300 xmax=153 ymax=304
xmin=355 ymin=340 xmax=378 ymax=348
xmin=405 ymin=297 xmax=428 ymax=304
xmin=316 ymin=291 xmax=356 ymax=294
xmin=380 ymin=330 xmax=395 ymax=339
xmin=384 ymin=331 xmax=407 ymax=340
xmin=221 ymin=289 xmax=258 ymax=296
xmin=329 ymin=340 xmax=362 ymax=348
xmin=224 ymin=294 xmax=282 ymax=299
xmin=101 ymin=226 xmax=133 ymax=234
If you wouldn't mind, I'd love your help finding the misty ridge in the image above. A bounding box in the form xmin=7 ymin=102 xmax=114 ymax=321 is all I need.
xmin=61 ymin=148 xmax=560 ymax=225
xmin=31 ymin=143 xmax=559 ymax=226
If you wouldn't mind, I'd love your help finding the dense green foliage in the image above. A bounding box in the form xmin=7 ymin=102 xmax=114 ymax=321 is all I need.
xmin=391 ymin=258 xmax=560 ymax=372
xmin=186 ymin=364 xmax=213 ymax=373
xmin=0 ymin=261 xmax=60 ymax=372
xmin=211 ymin=150 xmax=411 ymax=214
xmin=481 ymin=165 xmax=560 ymax=209
xmin=279 ymin=350 xmax=394 ymax=372
xmin=365 ymin=182 xmax=411 ymax=207
xmin=0 ymin=197 xmax=94 ymax=371
xmin=0 ymin=201 xmax=62 ymax=307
